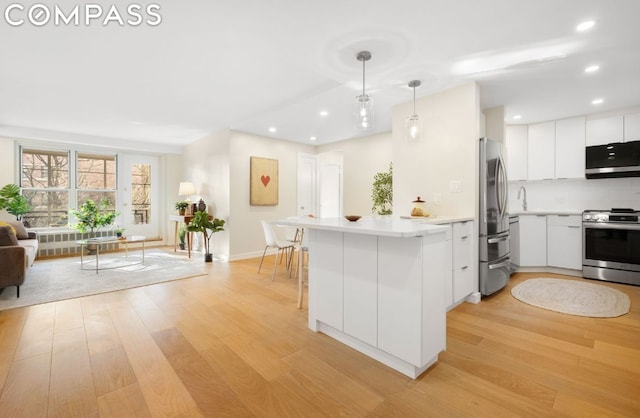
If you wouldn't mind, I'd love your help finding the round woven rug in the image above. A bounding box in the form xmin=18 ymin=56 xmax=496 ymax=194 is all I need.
xmin=511 ymin=278 xmax=630 ymax=317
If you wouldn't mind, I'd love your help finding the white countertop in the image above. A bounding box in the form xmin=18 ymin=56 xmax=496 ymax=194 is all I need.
xmin=276 ymin=216 xmax=450 ymax=238
xmin=510 ymin=210 xmax=583 ymax=216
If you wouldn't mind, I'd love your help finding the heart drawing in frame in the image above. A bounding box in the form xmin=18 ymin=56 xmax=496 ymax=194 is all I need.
xmin=250 ymin=156 xmax=278 ymax=205
xmin=261 ymin=175 xmax=270 ymax=187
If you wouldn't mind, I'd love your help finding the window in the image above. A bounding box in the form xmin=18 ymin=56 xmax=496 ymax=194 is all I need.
xmin=21 ymin=149 xmax=70 ymax=228
xmin=131 ymin=163 xmax=151 ymax=224
xmin=20 ymin=147 xmax=118 ymax=228
xmin=76 ymin=153 xmax=116 ymax=210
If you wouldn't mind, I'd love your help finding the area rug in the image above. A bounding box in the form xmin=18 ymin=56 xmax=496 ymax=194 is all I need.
xmin=511 ymin=278 xmax=630 ymax=318
xmin=0 ymin=249 xmax=208 ymax=311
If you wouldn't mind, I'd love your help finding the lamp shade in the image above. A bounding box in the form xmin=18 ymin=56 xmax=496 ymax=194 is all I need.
xmin=178 ymin=181 xmax=196 ymax=197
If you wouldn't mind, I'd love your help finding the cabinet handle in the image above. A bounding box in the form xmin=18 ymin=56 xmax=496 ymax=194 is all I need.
xmin=461 ymin=265 xmax=468 ymax=270
xmin=536 ymin=215 xmax=546 ymax=217
xmin=543 ymin=178 xmax=554 ymax=181
xmin=460 ymin=235 xmax=469 ymax=239
xmin=558 ymin=214 xmax=570 ymax=217
xmin=568 ymin=225 xmax=581 ymax=229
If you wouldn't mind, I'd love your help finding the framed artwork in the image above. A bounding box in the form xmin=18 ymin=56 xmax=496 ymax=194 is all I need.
xmin=250 ymin=156 xmax=279 ymax=206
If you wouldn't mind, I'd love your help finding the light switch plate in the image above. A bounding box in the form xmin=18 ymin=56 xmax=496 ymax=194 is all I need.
xmin=449 ymin=180 xmax=462 ymax=193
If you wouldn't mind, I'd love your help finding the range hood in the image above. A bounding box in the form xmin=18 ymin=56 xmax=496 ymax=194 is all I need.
xmin=586 ymin=140 xmax=640 ymax=179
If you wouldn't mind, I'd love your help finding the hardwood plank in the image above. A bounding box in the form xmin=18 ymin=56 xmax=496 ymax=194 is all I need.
xmin=153 ymin=328 xmax=254 ymax=417
xmin=83 ymin=310 xmax=122 ymax=356
xmin=0 ymin=352 xmax=51 ymax=417
xmin=0 ymin=308 xmax=28 ymax=392
xmin=221 ymin=330 xmax=292 ymax=381
xmin=48 ymin=327 xmax=99 ymax=418
xmin=97 ymin=383 xmax=152 ymax=418
xmin=53 ymin=298 xmax=84 ymax=334
xmin=90 ymin=346 xmax=137 ymax=397
xmin=13 ymin=303 xmax=55 ymax=361
xmin=553 ymin=392 xmax=630 ymax=418
xmin=108 ymin=303 xmax=204 ymax=417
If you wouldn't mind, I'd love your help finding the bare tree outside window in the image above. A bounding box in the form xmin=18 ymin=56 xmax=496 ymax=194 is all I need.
xmin=131 ymin=164 xmax=151 ymax=224
xmin=77 ymin=153 xmax=116 ymax=210
xmin=21 ymin=149 xmax=70 ymax=227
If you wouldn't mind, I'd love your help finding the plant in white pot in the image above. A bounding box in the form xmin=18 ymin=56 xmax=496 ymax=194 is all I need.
xmin=186 ymin=211 xmax=225 ymax=262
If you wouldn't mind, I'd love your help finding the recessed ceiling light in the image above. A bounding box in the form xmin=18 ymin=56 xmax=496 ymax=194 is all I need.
xmin=268 ymin=127 xmax=277 ymax=133
xmin=584 ymin=65 xmax=600 ymax=73
xmin=513 ymin=115 xmax=522 ymax=120
xmin=576 ymin=20 xmax=595 ymax=32
xmin=592 ymin=98 xmax=604 ymax=105
xmin=319 ymin=111 xmax=329 ymax=117
xmin=310 ymin=136 xmax=317 ymax=141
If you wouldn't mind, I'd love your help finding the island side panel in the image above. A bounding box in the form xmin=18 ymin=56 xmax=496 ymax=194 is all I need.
xmin=421 ymin=231 xmax=448 ymax=365
xmin=308 ymin=228 xmax=344 ymax=332
xmin=343 ymin=233 xmax=378 ymax=347
xmin=377 ymin=236 xmax=423 ymax=366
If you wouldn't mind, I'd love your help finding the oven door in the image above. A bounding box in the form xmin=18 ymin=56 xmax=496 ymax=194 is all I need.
xmin=583 ymin=222 xmax=640 ymax=272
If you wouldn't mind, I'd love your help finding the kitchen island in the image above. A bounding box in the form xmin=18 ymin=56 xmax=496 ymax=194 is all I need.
xmin=277 ymin=216 xmax=450 ymax=378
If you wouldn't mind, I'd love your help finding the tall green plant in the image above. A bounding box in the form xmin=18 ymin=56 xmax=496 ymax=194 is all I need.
xmin=69 ymin=198 xmax=119 ymax=236
xmin=371 ymin=163 xmax=393 ymax=215
xmin=186 ymin=211 xmax=225 ymax=261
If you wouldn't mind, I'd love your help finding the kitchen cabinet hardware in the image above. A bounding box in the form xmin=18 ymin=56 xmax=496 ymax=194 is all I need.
xmin=461 ymin=265 xmax=468 ymax=270
xmin=568 ymin=225 xmax=580 ymax=228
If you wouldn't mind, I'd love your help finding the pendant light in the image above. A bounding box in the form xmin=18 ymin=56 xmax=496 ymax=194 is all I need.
xmin=355 ymin=51 xmax=373 ymax=131
xmin=406 ymin=80 xmax=421 ymax=142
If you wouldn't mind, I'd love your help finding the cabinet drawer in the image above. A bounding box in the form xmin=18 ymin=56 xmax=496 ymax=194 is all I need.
xmin=547 ymin=215 xmax=581 ymax=227
xmin=453 ymin=221 xmax=472 ymax=239
xmin=453 ymin=265 xmax=473 ymax=302
xmin=453 ymin=237 xmax=471 ymax=270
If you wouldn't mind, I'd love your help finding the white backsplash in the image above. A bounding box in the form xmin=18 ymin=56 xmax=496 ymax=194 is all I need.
xmin=508 ymin=177 xmax=640 ymax=213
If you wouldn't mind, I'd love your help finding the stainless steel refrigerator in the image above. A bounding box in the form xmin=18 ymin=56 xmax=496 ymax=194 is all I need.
xmin=479 ymin=137 xmax=511 ymax=296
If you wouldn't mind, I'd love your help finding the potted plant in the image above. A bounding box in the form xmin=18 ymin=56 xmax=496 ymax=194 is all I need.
xmin=0 ymin=183 xmax=33 ymax=225
xmin=175 ymin=201 xmax=189 ymax=215
xmin=114 ymin=226 xmax=126 ymax=238
xmin=70 ymin=198 xmax=119 ymax=237
xmin=186 ymin=211 xmax=225 ymax=262
xmin=178 ymin=224 xmax=186 ymax=250
xmin=371 ymin=163 xmax=393 ymax=215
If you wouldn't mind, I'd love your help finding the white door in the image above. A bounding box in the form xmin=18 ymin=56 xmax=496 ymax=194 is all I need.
xmin=319 ymin=163 xmax=341 ymax=218
xmin=119 ymin=154 xmax=160 ymax=238
xmin=297 ymin=154 xmax=317 ymax=217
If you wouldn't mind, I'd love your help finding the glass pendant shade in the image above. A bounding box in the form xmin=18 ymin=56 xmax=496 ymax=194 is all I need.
xmin=405 ymin=114 xmax=421 ymax=142
xmin=355 ymin=51 xmax=373 ymax=131
xmin=406 ymin=79 xmax=422 ymax=142
xmin=355 ymin=93 xmax=374 ymax=130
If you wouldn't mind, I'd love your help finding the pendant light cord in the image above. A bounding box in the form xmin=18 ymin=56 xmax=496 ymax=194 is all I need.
xmin=362 ymin=58 xmax=366 ymax=97
xmin=413 ymin=86 xmax=416 ymax=114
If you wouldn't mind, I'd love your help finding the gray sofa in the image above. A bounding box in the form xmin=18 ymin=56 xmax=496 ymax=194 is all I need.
xmin=0 ymin=221 xmax=38 ymax=298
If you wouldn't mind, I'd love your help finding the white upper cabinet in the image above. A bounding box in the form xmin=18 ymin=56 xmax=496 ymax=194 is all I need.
xmin=586 ymin=115 xmax=624 ymax=146
xmin=555 ymin=116 xmax=585 ymax=179
xmin=624 ymin=112 xmax=640 ymax=141
xmin=527 ymin=121 xmax=555 ymax=180
xmin=505 ymin=125 xmax=528 ymax=181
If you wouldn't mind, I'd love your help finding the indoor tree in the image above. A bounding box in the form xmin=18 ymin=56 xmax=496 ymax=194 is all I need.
xmin=371 ymin=163 xmax=393 ymax=215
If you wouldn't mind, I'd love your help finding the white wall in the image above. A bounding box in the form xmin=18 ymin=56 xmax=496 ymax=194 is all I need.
xmin=317 ymin=132 xmax=392 ymax=216
xmin=228 ymin=131 xmax=315 ymax=260
xmin=182 ymin=130 xmax=231 ymax=258
xmin=0 ymin=137 xmax=16 ymax=221
xmin=392 ymin=82 xmax=481 ymax=217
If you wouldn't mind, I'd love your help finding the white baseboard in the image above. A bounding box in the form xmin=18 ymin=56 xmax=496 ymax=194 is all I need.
xmin=465 ymin=292 xmax=481 ymax=304
xmin=228 ymin=249 xmax=277 ymax=262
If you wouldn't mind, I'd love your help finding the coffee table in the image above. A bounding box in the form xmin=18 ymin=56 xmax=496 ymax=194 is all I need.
xmin=76 ymin=235 xmax=146 ymax=273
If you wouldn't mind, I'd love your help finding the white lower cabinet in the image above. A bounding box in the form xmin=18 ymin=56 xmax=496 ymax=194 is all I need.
xmin=343 ymin=233 xmax=378 ymax=347
xmin=452 ymin=221 xmax=474 ymax=302
xmin=313 ymin=229 xmax=344 ymax=330
xmin=547 ymin=215 xmax=582 ymax=270
xmin=519 ymin=215 xmax=547 ymax=266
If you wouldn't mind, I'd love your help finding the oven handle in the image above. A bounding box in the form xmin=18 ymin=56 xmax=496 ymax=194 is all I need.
xmin=583 ymin=222 xmax=640 ymax=231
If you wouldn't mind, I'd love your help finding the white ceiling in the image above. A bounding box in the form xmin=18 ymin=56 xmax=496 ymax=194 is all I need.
xmin=1 ymin=0 xmax=639 ymax=152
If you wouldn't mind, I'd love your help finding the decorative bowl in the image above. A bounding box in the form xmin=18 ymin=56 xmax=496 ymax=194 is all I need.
xmin=345 ymin=215 xmax=361 ymax=222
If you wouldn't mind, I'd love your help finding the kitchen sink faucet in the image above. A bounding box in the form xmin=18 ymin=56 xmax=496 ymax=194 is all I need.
xmin=517 ymin=186 xmax=527 ymax=211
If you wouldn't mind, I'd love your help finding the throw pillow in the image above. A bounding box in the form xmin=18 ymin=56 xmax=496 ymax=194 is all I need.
xmin=0 ymin=221 xmax=16 ymax=236
xmin=5 ymin=220 xmax=28 ymax=240
xmin=0 ymin=226 xmax=19 ymax=246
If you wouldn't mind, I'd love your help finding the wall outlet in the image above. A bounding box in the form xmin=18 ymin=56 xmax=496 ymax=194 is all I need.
xmin=449 ymin=180 xmax=462 ymax=193
xmin=434 ymin=193 xmax=442 ymax=204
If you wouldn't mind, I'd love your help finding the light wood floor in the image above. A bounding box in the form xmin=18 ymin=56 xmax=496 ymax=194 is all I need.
xmin=0 ymin=250 xmax=638 ymax=417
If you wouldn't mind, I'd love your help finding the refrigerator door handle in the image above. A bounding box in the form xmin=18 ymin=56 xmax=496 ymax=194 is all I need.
xmin=487 ymin=233 xmax=509 ymax=244
xmin=497 ymin=155 xmax=508 ymax=219
xmin=489 ymin=258 xmax=511 ymax=270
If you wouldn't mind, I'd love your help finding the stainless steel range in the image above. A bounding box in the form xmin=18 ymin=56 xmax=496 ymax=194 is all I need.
xmin=583 ymin=208 xmax=640 ymax=286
